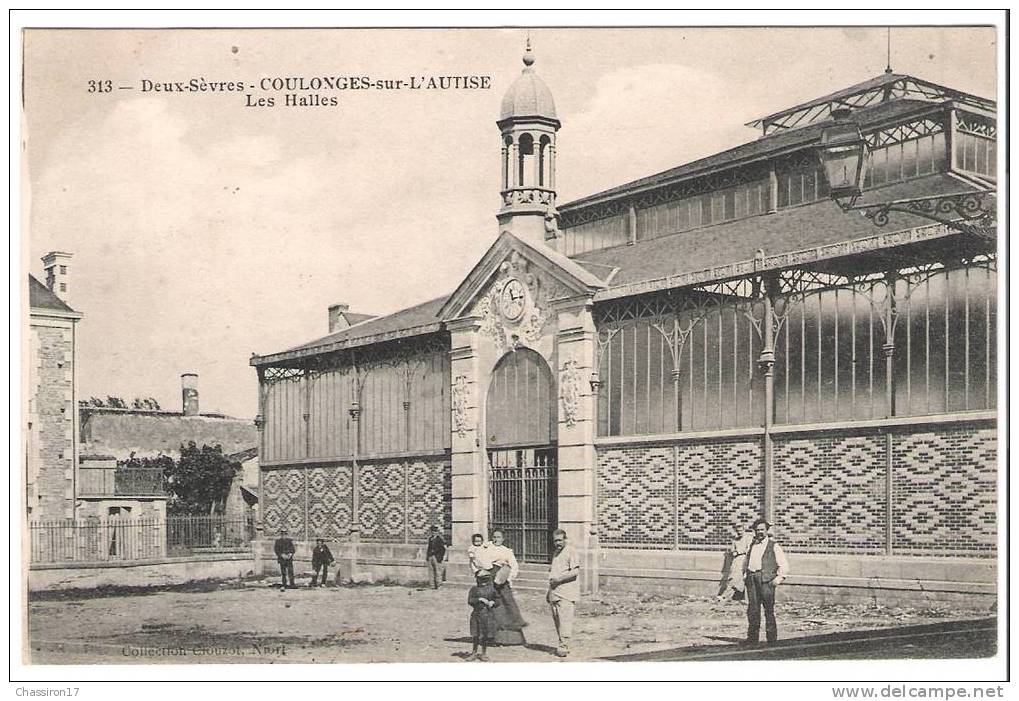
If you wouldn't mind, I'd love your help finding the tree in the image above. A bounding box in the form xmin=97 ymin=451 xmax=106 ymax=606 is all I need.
xmin=131 ymin=397 xmax=162 ymax=410
xmin=163 ymin=442 xmax=240 ymax=515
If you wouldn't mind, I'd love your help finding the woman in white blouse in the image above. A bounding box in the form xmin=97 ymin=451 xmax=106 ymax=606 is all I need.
xmin=486 ymin=530 xmax=527 ymax=638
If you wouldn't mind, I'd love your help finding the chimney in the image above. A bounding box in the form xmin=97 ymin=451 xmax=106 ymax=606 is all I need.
xmin=328 ymin=303 xmax=350 ymax=333
xmin=42 ymin=251 xmax=73 ymax=305
xmin=181 ymin=373 xmax=199 ymax=416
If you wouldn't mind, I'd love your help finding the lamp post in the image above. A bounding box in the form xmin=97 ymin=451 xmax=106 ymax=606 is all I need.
xmin=818 ymin=109 xmax=995 ymax=240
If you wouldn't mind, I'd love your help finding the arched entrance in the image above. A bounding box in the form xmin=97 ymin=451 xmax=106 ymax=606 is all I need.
xmin=486 ymin=349 xmax=558 ymax=563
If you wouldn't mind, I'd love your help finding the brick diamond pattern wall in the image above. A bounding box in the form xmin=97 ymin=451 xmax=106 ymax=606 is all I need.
xmin=774 ymin=434 xmax=886 ymax=553
xmin=262 ymin=467 xmax=307 ymax=535
xmin=597 ymin=446 xmax=675 ymax=548
xmin=406 ymin=459 xmax=448 ymax=543
xmin=358 ymin=462 xmax=406 ymax=542
xmin=306 ymin=465 xmax=353 ymax=538
xmin=892 ymin=427 xmax=996 ymax=554
xmin=263 ymin=458 xmax=450 ymax=543
xmin=675 ymin=440 xmax=762 ymax=547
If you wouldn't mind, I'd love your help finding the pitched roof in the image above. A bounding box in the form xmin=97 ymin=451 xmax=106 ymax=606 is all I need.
xmin=438 ymin=229 xmax=608 ymax=320
xmin=227 ymin=447 xmax=259 ymax=462
xmin=29 ymin=274 xmax=76 ymax=314
xmin=575 ymin=173 xmax=989 ymax=299
xmin=560 ymin=98 xmax=941 ymax=211
xmin=745 ymin=72 xmax=995 ymax=132
xmin=252 ymin=295 xmax=450 ymax=365
xmin=344 ymin=312 xmax=377 ymax=326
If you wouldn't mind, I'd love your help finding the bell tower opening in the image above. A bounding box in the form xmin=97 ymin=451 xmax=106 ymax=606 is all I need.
xmin=497 ymin=39 xmax=561 ymax=246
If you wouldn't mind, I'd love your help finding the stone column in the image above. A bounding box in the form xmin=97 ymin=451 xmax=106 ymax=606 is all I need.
xmin=554 ymin=296 xmax=599 ymax=594
xmin=549 ymin=144 xmax=556 ymax=190
xmin=448 ymin=317 xmax=486 ymax=555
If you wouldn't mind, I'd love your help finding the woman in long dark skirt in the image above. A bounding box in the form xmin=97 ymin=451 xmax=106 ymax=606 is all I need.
xmin=486 ymin=530 xmax=527 ymax=644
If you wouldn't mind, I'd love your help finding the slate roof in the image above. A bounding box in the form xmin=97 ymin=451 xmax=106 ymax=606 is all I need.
xmin=29 ymin=275 xmax=76 ymax=314
xmin=344 ymin=312 xmax=377 ymax=326
xmin=256 ymin=295 xmax=450 ymax=363
xmin=560 ymin=98 xmax=945 ymax=211
xmin=572 ymin=173 xmax=987 ymax=290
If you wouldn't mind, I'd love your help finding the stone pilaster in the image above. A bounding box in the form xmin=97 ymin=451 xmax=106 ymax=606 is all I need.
xmin=554 ymin=295 xmax=599 ymax=593
xmin=448 ymin=316 xmax=486 ymax=553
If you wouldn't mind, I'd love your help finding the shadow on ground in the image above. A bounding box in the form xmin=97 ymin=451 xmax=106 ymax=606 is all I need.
xmin=601 ymin=617 xmax=997 ymax=661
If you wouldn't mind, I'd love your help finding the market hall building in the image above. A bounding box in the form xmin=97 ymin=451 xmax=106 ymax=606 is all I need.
xmin=250 ymin=46 xmax=997 ymax=601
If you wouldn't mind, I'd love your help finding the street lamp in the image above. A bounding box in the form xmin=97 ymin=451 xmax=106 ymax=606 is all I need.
xmin=818 ymin=110 xmax=995 ymax=240
xmin=818 ymin=108 xmax=869 ymax=208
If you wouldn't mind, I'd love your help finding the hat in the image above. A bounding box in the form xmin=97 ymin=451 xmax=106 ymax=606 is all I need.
xmin=750 ymin=517 xmax=772 ymax=530
xmin=476 ymin=571 xmax=493 ymax=582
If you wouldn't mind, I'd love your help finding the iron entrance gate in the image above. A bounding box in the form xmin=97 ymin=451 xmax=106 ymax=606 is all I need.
xmin=488 ymin=446 xmax=558 ymax=563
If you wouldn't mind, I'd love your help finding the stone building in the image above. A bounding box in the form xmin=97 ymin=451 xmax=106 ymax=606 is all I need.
xmin=27 ymin=255 xmax=82 ymax=519
xmin=76 ymin=374 xmax=258 ymax=520
xmin=250 ymin=44 xmax=997 ymax=600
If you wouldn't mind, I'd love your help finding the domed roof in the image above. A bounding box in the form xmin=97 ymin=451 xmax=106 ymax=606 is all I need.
xmin=499 ymin=43 xmax=558 ymax=122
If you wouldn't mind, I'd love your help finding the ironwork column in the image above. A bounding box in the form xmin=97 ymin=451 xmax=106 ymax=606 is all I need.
xmin=671 ymin=368 xmax=682 ymax=432
xmin=882 ymin=271 xmax=898 ymax=556
xmin=883 ymin=271 xmax=898 ymax=419
xmin=758 ymin=275 xmax=779 ymax=522
xmin=302 ymin=370 xmax=311 ymax=542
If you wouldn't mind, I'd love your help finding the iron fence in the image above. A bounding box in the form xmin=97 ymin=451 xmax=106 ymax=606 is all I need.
xmin=28 ymin=513 xmax=255 ymax=564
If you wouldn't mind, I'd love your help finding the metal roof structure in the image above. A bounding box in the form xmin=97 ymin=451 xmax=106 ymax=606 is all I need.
xmin=745 ymin=72 xmax=995 ymax=135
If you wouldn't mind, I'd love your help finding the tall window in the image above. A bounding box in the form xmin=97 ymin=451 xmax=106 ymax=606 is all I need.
xmin=596 ymin=258 xmax=995 ymax=438
xmin=518 ymin=133 xmax=534 ymax=187
xmin=562 ymin=213 xmax=629 ymax=256
xmin=955 ymin=130 xmax=996 ymax=179
xmin=864 ymin=132 xmax=948 ymax=188
xmin=596 ymin=292 xmax=765 ymax=436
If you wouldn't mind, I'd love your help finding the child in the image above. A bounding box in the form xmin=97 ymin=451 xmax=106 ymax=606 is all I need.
xmin=467 ymin=571 xmax=500 ymax=661
xmin=716 ymin=526 xmax=754 ymax=601
xmin=467 ymin=532 xmax=486 ymax=577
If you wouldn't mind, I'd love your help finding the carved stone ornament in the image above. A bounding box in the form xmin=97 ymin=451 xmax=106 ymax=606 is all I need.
xmin=474 ymin=250 xmax=567 ymax=352
xmin=452 ymin=374 xmax=471 ymax=437
xmin=559 ymin=359 xmax=582 ymax=428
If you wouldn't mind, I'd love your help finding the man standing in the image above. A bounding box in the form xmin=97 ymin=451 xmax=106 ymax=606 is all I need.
xmin=547 ymin=528 xmax=580 ymax=658
xmin=425 ymin=525 xmax=447 ymax=590
xmin=310 ymin=537 xmax=334 ymax=587
xmin=742 ymin=517 xmax=789 ymax=645
xmin=274 ymin=528 xmax=296 ymax=590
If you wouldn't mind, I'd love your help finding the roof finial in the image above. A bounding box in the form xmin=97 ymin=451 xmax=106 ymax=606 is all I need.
xmin=523 ymin=34 xmax=535 ymax=68
xmin=885 ymin=27 xmax=893 ymax=74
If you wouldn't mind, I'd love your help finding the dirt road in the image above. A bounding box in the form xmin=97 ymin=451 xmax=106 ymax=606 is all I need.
xmin=27 ymin=578 xmax=995 ymax=664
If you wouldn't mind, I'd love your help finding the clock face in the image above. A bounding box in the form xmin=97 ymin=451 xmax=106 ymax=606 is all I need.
xmin=500 ymin=278 xmax=527 ymax=321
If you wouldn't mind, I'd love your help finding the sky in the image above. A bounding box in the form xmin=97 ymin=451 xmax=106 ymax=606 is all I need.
xmin=21 ymin=25 xmax=997 ymax=419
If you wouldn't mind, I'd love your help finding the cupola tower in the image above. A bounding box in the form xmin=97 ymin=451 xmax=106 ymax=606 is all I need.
xmin=497 ymin=39 xmax=561 ymax=245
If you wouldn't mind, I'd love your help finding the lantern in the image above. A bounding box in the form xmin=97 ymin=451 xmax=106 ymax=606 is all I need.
xmin=818 ymin=108 xmax=868 ymax=207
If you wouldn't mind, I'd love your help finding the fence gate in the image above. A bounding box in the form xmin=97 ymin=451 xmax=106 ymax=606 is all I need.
xmin=488 ymin=446 xmax=558 ymax=563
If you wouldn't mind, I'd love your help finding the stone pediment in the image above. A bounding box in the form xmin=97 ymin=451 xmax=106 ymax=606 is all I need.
xmin=439 ymin=230 xmax=605 ymax=320
xmin=438 ymin=231 xmax=606 ymax=353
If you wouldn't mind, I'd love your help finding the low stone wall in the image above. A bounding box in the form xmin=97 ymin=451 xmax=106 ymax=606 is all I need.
xmin=598 ymin=548 xmax=997 ymax=606
xmin=254 ymin=539 xmax=443 ymax=585
xmin=28 ymin=553 xmax=257 ymax=592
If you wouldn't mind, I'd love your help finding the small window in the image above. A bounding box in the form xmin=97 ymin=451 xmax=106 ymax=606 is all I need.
xmin=59 ymin=283 xmax=66 ymax=292
xmin=59 ymin=265 xmax=67 ymax=274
